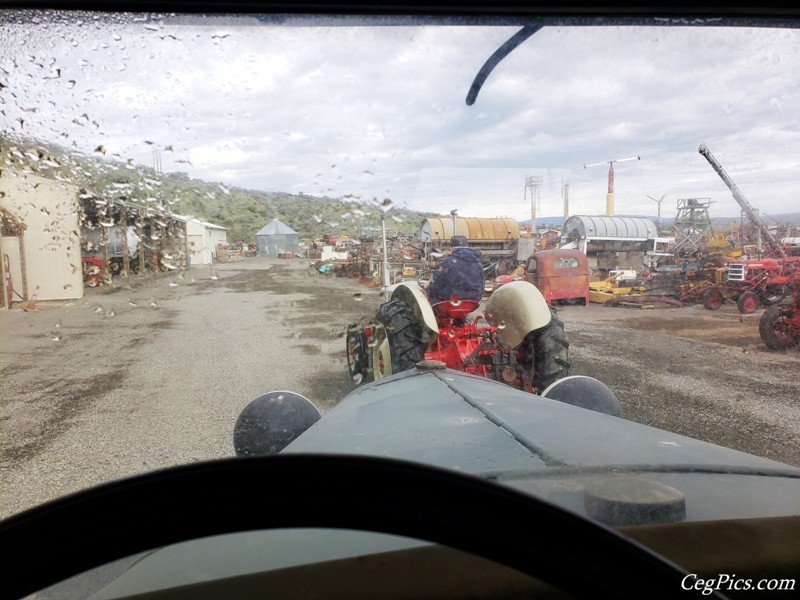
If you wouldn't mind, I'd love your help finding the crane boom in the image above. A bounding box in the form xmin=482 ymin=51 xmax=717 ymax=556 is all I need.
xmin=697 ymin=143 xmax=785 ymax=257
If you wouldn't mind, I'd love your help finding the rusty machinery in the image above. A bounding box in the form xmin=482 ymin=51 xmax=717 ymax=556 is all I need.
xmin=697 ymin=143 xmax=786 ymax=259
xmin=681 ymin=144 xmax=800 ymax=314
xmin=759 ymin=266 xmax=800 ymax=349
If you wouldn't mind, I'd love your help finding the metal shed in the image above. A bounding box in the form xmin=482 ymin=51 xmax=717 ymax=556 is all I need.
xmin=255 ymin=219 xmax=299 ymax=257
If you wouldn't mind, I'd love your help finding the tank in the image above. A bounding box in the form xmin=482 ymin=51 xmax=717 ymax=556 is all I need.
xmin=419 ymin=217 xmax=520 ymax=243
xmin=563 ymin=216 xmax=658 ymax=241
xmin=562 ymin=216 xmax=658 ymax=254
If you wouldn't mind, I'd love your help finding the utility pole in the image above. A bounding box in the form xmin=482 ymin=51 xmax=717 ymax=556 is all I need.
xmin=524 ymin=175 xmax=543 ymax=235
xmin=381 ymin=212 xmax=391 ymax=289
xmin=584 ymin=155 xmax=640 ymax=216
xmin=562 ymin=181 xmax=569 ymax=221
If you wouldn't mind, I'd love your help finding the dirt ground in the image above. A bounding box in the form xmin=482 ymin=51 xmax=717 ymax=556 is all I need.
xmin=1 ymin=256 xmax=798 ymax=519
xmin=558 ymin=300 xmax=799 ymax=467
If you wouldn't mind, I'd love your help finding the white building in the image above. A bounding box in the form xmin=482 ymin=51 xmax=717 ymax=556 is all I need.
xmin=1 ymin=171 xmax=82 ymax=305
xmin=173 ymin=215 xmax=228 ymax=266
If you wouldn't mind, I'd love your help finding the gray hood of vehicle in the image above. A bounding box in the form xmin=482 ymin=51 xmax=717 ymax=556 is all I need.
xmin=285 ymin=369 xmax=790 ymax=471
xmin=284 ymin=369 xmax=800 ymax=522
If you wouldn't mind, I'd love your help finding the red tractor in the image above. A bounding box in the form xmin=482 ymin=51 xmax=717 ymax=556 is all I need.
xmin=346 ymin=280 xmax=570 ymax=394
xmin=700 ymin=257 xmax=796 ymax=314
xmin=759 ymin=268 xmax=800 ymax=350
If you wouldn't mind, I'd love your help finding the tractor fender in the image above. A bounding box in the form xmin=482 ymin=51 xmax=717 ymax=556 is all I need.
xmin=485 ymin=280 xmax=551 ymax=350
xmin=389 ymin=281 xmax=439 ymax=340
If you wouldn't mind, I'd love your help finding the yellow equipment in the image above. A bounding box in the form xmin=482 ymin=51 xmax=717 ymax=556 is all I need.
xmin=588 ymin=271 xmax=646 ymax=304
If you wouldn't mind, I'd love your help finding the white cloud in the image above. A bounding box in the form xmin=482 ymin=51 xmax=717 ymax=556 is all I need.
xmin=4 ymin=15 xmax=800 ymax=223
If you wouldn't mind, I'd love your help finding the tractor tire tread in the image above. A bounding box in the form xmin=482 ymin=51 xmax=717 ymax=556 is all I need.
xmin=526 ymin=306 xmax=570 ymax=392
xmin=759 ymin=305 xmax=800 ymax=350
xmin=703 ymin=288 xmax=724 ymax=310
xmin=376 ymin=300 xmax=426 ymax=373
xmin=737 ymin=291 xmax=760 ymax=314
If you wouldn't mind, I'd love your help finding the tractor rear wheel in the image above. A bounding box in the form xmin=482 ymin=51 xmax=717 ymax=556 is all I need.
xmin=375 ymin=300 xmax=426 ymax=375
xmin=737 ymin=291 xmax=760 ymax=314
xmin=523 ymin=306 xmax=570 ymax=393
xmin=702 ymin=287 xmax=724 ymax=310
xmin=759 ymin=305 xmax=800 ymax=350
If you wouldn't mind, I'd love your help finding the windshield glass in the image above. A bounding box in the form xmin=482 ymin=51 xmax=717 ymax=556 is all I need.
xmin=1 ymin=6 xmax=800 ymax=598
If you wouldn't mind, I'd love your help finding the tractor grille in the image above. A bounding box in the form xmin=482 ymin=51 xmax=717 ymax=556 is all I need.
xmin=728 ymin=263 xmax=746 ymax=281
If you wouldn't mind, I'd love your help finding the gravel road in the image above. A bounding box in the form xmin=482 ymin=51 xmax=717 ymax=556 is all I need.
xmin=1 ymin=256 xmax=799 ymax=519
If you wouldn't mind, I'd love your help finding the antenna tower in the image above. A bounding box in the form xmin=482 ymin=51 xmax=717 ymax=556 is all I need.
xmin=525 ymin=175 xmax=543 ymax=233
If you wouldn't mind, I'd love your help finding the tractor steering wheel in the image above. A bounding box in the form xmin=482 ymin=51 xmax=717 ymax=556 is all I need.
xmin=1 ymin=454 xmax=722 ymax=600
xmin=417 ymin=269 xmax=434 ymax=288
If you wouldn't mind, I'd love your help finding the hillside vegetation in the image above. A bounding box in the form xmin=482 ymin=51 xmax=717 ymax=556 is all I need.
xmin=1 ymin=133 xmax=443 ymax=243
xmin=7 ymin=134 xmax=795 ymax=244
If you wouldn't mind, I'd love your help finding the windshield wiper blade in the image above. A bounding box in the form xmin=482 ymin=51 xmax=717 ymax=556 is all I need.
xmin=466 ymin=23 xmax=542 ymax=106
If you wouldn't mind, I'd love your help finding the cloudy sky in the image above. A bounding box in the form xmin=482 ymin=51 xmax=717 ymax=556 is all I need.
xmin=3 ymin=13 xmax=800 ymax=223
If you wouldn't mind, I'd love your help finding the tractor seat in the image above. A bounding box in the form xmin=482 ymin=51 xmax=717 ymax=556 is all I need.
xmin=431 ymin=299 xmax=480 ymax=319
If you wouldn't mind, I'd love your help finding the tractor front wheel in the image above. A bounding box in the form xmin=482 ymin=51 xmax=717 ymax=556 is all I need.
xmin=346 ymin=325 xmax=371 ymax=384
xmin=737 ymin=291 xmax=760 ymax=314
xmin=759 ymin=305 xmax=800 ymax=350
xmin=702 ymin=287 xmax=724 ymax=310
xmin=374 ymin=300 xmax=426 ymax=376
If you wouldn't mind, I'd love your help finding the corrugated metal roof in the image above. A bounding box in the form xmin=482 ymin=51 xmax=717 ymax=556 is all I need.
xmin=171 ymin=214 xmax=228 ymax=230
xmin=256 ymin=218 xmax=298 ymax=236
xmin=419 ymin=217 xmax=520 ymax=241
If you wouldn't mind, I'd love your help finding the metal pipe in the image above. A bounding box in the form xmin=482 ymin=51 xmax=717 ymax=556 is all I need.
xmin=381 ymin=213 xmax=391 ymax=288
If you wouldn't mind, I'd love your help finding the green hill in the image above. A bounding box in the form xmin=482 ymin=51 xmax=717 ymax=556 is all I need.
xmin=0 ymin=133 xmax=443 ymax=244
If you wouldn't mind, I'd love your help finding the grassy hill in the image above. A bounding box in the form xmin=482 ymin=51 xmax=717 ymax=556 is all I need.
xmin=6 ymin=133 xmax=796 ymax=244
xmin=0 ymin=133 xmax=443 ymax=244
